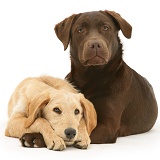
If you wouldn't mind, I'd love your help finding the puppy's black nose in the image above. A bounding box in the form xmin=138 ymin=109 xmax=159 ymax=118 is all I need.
xmin=64 ymin=128 xmax=76 ymax=139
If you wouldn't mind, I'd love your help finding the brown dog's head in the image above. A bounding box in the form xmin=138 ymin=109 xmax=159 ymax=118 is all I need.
xmin=24 ymin=90 xmax=97 ymax=143
xmin=54 ymin=10 xmax=132 ymax=66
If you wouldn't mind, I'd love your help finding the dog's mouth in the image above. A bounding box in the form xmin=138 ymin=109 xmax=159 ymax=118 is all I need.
xmin=63 ymin=136 xmax=77 ymax=143
xmin=64 ymin=139 xmax=74 ymax=142
xmin=64 ymin=139 xmax=81 ymax=146
xmin=64 ymin=139 xmax=78 ymax=146
xmin=81 ymin=56 xmax=108 ymax=66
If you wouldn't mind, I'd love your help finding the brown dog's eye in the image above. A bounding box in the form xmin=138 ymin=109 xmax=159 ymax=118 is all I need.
xmin=77 ymin=28 xmax=83 ymax=33
xmin=74 ymin=109 xmax=80 ymax=115
xmin=53 ymin=108 xmax=62 ymax=114
xmin=103 ymin=25 xmax=109 ymax=31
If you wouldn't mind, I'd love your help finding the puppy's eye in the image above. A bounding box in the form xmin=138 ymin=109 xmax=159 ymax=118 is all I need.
xmin=77 ymin=28 xmax=83 ymax=33
xmin=53 ymin=108 xmax=62 ymax=114
xmin=102 ymin=25 xmax=109 ymax=31
xmin=74 ymin=109 xmax=80 ymax=115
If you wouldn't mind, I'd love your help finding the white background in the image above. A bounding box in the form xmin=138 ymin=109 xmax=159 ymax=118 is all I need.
xmin=0 ymin=0 xmax=159 ymax=160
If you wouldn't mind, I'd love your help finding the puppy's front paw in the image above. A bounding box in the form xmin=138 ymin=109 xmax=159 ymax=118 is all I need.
xmin=20 ymin=133 xmax=46 ymax=148
xmin=74 ymin=137 xmax=91 ymax=149
xmin=46 ymin=136 xmax=66 ymax=151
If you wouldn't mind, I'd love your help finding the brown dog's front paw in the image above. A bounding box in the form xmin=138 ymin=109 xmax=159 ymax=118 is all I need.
xmin=20 ymin=133 xmax=46 ymax=148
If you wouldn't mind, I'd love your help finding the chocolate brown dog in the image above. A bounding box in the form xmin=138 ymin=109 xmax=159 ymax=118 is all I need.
xmin=55 ymin=10 xmax=158 ymax=143
xmin=20 ymin=10 xmax=158 ymax=146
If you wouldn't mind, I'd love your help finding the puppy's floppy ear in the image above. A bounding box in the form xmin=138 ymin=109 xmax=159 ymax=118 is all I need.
xmin=104 ymin=10 xmax=132 ymax=39
xmin=24 ymin=93 xmax=50 ymax=128
xmin=79 ymin=93 xmax=97 ymax=135
xmin=54 ymin=14 xmax=76 ymax=50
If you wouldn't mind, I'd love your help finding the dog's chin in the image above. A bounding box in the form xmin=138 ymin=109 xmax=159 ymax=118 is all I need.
xmin=81 ymin=56 xmax=108 ymax=66
xmin=64 ymin=141 xmax=75 ymax=146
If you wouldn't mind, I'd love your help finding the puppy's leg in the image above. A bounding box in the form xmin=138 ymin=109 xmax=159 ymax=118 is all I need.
xmin=5 ymin=114 xmax=66 ymax=151
xmin=74 ymin=118 xmax=91 ymax=149
xmin=5 ymin=113 xmax=30 ymax=138
xmin=29 ymin=118 xmax=66 ymax=150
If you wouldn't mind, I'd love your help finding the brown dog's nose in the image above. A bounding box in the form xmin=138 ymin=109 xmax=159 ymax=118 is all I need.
xmin=64 ymin=128 xmax=76 ymax=139
xmin=88 ymin=41 xmax=101 ymax=49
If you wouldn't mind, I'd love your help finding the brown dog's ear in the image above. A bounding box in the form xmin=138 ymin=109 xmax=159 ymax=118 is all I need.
xmin=79 ymin=93 xmax=97 ymax=135
xmin=54 ymin=14 xmax=76 ymax=50
xmin=24 ymin=93 xmax=50 ymax=128
xmin=104 ymin=10 xmax=132 ymax=39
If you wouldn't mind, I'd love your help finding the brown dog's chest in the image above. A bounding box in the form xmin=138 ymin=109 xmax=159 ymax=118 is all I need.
xmin=67 ymin=64 xmax=125 ymax=99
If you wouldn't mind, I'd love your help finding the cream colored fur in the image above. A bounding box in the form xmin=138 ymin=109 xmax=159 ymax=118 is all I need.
xmin=5 ymin=76 xmax=97 ymax=150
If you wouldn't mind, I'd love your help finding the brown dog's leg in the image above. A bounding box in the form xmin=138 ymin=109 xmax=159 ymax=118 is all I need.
xmin=90 ymin=122 xmax=119 ymax=144
xmin=20 ymin=133 xmax=46 ymax=148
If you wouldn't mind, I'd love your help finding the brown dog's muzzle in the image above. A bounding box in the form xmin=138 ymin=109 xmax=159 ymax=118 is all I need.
xmin=80 ymin=39 xmax=110 ymax=66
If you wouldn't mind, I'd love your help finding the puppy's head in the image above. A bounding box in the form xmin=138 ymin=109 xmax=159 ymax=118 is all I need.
xmin=55 ymin=10 xmax=132 ymax=66
xmin=24 ymin=90 xmax=97 ymax=144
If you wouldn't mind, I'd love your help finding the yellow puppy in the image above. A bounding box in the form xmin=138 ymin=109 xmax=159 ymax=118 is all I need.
xmin=5 ymin=76 xmax=97 ymax=151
